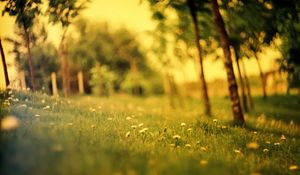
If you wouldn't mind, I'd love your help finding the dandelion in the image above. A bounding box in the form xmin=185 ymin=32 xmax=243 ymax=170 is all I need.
xmin=108 ymin=117 xmax=113 ymax=120
xmin=43 ymin=105 xmax=50 ymax=110
xmin=181 ymin=123 xmax=186 ymax=127
xmin=199 ymin=160 xmax=208 ymax=166
xmin=265 ymin=141 xmax=271 ymax=144
xmin=41 ymin=99 xmax=45 ymax=103
xmin=289 ymin=165 xmax=299 ymax=171
xmin=234 ymin=149 xmax=242 ymax=154
xmin=200 ymin=147 xmax=207 ymax=151
xmin=187 ymin=128 xmax=193 ymax=132
xmin=35 ymin=114 xmax=40 ymax=117
xmin=67 ymin=123 xmax=73 ymax=126
xmin=170 ymin=143 xmax=176 ymax=147
xmin=139 ymin=128 xmax=148 ymax=134
xmin=173 ymin=135 xmax=181 ymax=139
xmin=274 ymin=142 xmax=280 ymax=146
xmin=213 ymin=119 xmax=218 ymax=123
xmin=98 ymin=105 xmax=102 ymax=109
xmin=280 ymin=135 xmax=286 ymax=140
xmin=263 ymin=148 xmax=269 ymax=153
xmin=253 ymin=131 xmax=257 ymax=134
xmin=91 ymin=125 xmax=95 ymax=128
xmin=138 ymin=123 xmax=144 ymax=127
xmin=126 ymin=131 xmax=130 ymax=137
xmin=246 ymin=142 xmax=259 ymax=150
xmin=185 ymin=144 xmax=192 ymax=148
xmin=1 ymin=115 xmax=19 ymax=131
xmin=221 ymin=125 xmax=227 ymax=129
xmin=131 ymin=125 xmax=137 ymax=129
xmin=126 ymin=116 xmax=132 ymax=120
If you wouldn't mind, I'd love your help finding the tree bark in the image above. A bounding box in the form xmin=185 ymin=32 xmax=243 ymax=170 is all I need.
xmin=254 ymin=53 xmax=267 ymax=99
xmin=233 ymin=47 xmax=248 ymax=113
xmin=0 ymin=37 xmax=10 ymax=87
xmin=240 ymin=58 xmax=254 ymax=109
xmin=210 ymin=0 xmax=244 ymax=125
xmin=187 ymin=0 xmax=211 ymax=116
xmin=23 ymin=26 xmax=36 ymax=92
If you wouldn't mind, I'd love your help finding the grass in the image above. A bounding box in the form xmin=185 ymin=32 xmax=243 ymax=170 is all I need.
xmin=1 ymin=90 xmax=300 ymax=175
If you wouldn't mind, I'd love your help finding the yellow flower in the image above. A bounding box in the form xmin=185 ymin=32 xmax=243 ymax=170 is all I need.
xmin=126 ymin=116 xmax=132 ymax=120
xmin=181 ymin=123 xmax=186 ymax=127
xmin=131 ymin=125 xmax=137 ymax=129
xmin=187 ymin=128 xmax=193 ymax=132
xmin=213 ymin=119 xmax=218 ymax=123
xmin=91 ymin=125 xmax=95 ymax=128
xmin=1 ymin=115 xmax=19 ymax=131
xmin=138 ymin=123 xmax=144 ymax=127
xmin=246 ymin=142 xmax=259 ymax=150
xmin=274 ymin=142 xmax=280 ymax=146
xmin=185 ymin=144 xmax=192 ymax=148
xmin=289 ymin=165 xmax=299 ymax=170
xmin=199 ymin=160 xmax=208 ymax=166
xmin=126 ymin=131 xmax=130 ymax=137
xmin=280 ymin=135 xmax=286 ymax=140
xmin=234 ymin=149 xmax=242 ymax=154
xmin=200 ymin=147 xmax=207 ymax=151
xmin=263 ymin=148 xmax=269 ymax=153
xmin=173 ymin=135 xmax=181 ymax=139
xmin=107 ymin=117 xmax=113 ymax=120
xmin=139 ymin=128 xmax=148 ymax=133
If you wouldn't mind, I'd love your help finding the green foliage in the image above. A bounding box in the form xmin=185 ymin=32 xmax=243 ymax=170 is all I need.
xmin=89 ymin=64 xmax=117 ymax=96
xmin=1 ymin=0 xmax=42 ymax=30
xmin=5 ymin=25 xmax=59 ymax=92
xmin=47 ymin=0 xmax=87 ymax=27
xmin=69 ymin=19 xmax=159 ymax=94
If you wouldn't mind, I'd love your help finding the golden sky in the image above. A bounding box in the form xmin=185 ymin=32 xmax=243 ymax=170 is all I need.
xmin=0 ymin=0 xmax=281 ymax=89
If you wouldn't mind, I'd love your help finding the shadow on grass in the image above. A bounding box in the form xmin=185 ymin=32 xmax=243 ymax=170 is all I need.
xmin=249 ymin=95 xmax=300 ymax=125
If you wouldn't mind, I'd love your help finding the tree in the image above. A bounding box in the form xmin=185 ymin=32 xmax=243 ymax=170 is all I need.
xmin=187 ymin=0 xmax=211 ymax=116
xmin=210 ymin=0 xmax=244 ymax=125
xmin=1 ymin=0 xmax=42 ymax=91
xmin=0 ymin=37 xmax=9 ymax=87
xmin=147 ymin=0 xmax=213 ymax=114
xmin=5 ymin=24 xmax=59 ymax=92
xmin=47 ymin=0 xmax=87 ymax=97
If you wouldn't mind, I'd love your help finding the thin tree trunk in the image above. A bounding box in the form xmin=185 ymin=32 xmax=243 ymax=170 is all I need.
xmin=130 ymin=57 xmax=139 ymax=95
xmin=59 ymin=28 xmax=68 ymax=97
xmin=240 ymin=58 xmax=254 ymax=109
xmin=254 ymin=53 xmax=267 ymax=99
xmin=233 ymin=47 xmax=248 ymax=113
xmin=0 ymin=37 xmax=9 ymax=87
xmin=187 ymin=0 xmax=211 ymax=116
xmin=23 ymin=26 xmax=36 ymax=92
xmin=211 ymin=0 xmax=244 ymax=125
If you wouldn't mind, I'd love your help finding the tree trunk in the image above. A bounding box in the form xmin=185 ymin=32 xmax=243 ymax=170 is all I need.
xmin=233 ymin=47 xmax=248 ymax=113
xmin=240 ymin=58 xmax=254 ymax=109
xmin=187 ymin=0 xmax=211 ymax=116
xmin=0 ymin=37 xmax=9 ymax=87
xmin=254 ymin=53 xmax=267 ymax=99
xmin=130 ymin=57 xmax=139 ymax=95
xmin=59 ymin=28 xmax=69 ymax=97
xmin=210 ymin=0 xmax=244 ymax=125
xmin=23 ymin=26 xmax=36 ymax=92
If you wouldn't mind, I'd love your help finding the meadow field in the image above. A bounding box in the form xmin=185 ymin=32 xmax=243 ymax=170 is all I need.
xmin=1 ymin=91 xmax=300 ymax=175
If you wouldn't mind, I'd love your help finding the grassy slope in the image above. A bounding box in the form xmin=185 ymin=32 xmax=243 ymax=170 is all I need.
xmin=1 ymin=91 xmax=300 ymax=175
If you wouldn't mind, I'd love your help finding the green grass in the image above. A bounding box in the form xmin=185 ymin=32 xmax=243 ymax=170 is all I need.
xmin=1 ymin=91 xmax=300 ymax=175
